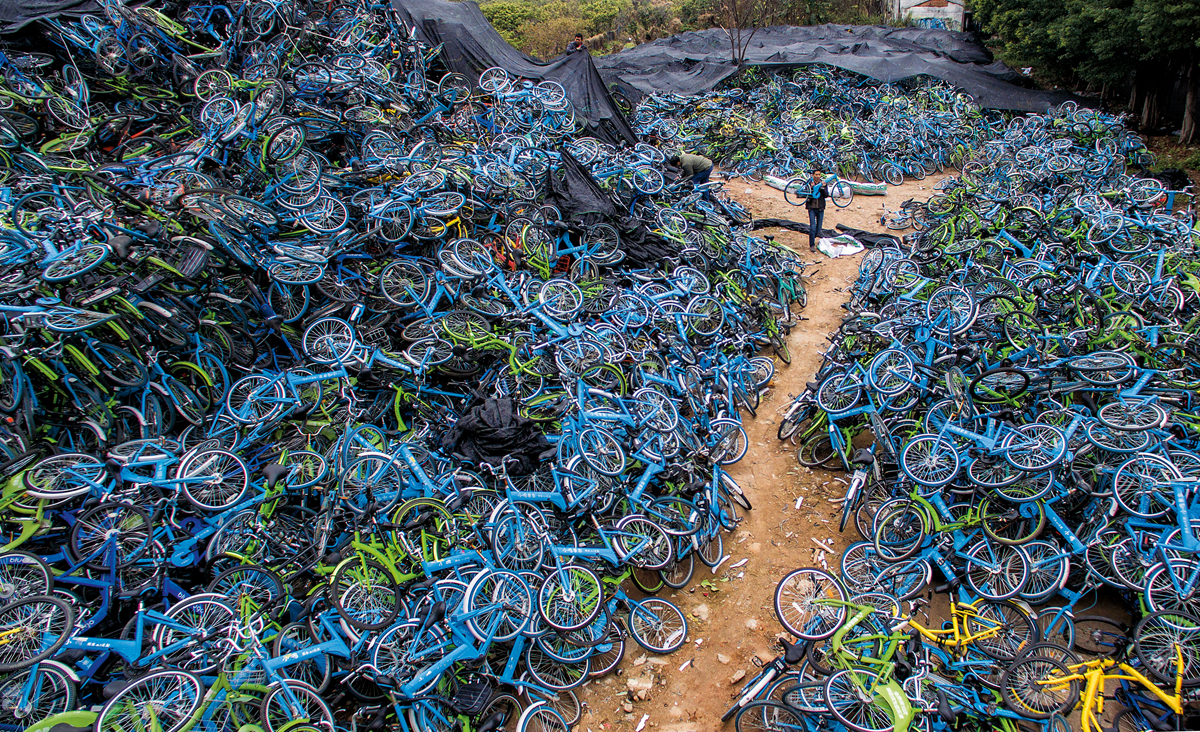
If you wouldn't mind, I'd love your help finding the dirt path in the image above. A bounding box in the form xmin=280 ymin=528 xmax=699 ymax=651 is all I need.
xmin=577 ymin=176 xmax=949 ymax=732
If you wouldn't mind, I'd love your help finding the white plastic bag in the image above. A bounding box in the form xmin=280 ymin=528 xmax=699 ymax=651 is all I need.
xmin=817 ymin=235 xmax=864 ymax=258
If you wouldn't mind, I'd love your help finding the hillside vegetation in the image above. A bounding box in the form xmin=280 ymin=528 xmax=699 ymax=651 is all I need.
xmin=477 ymin=0 xmax=886 ymax=59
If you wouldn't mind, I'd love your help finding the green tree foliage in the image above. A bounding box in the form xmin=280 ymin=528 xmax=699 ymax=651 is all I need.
xmin=581 ymin=0 xmax=625 ymax=34
xmin=971 ymin=0 xmax=1199 ymax=141
xmin=481 ymin=0 xmax=544 ymax=44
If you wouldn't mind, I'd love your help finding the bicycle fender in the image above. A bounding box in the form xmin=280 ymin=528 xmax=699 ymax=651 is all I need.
xmin=874 ymin=680 xmax=915 ymax=732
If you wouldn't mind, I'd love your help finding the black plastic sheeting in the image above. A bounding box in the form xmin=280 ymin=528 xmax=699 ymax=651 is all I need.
xmin=597 ymin=25 xmax=1083 ymax=113
xmin=440 ymin=398 xmax=550 ymax=475
xmin=391 ymin=0 xmax=637 ymax=145
xmin=1 ymin=0 xmax=104 ymax=33
xmin=543 ymin=150 xmax=679 ymax=267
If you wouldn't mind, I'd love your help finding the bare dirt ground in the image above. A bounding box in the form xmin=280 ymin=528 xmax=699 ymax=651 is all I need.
xmin=577 ymin=176 xmax=951 ymax=732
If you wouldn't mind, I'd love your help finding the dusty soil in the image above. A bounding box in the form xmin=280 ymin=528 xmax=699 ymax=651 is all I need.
xmin=577 ymin=175 xmax=951 ymax=732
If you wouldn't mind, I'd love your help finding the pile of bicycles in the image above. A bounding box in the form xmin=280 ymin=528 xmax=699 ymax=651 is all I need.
xmin=631 ymin=67 xmax=1005 ymax=184
xmin=0 ymin=0 xmax=833 ymax=729
xmin=754 ymin=102 xmax=1200 ymax=731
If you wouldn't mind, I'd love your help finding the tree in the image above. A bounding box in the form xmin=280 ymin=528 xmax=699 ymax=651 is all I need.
xmin=480 ymin=1 xmax=544 ymax=46
xmin=1134 ymin=0 xmax=1200 ymax=142
xmin=713 ymin=0 xmax=782 ymax=65
xmin=970 ymin=0 xmax=1199 ymax=141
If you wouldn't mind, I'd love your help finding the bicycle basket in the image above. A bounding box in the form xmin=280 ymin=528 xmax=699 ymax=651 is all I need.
xmin=452 ymin=678 xmax=493 ymax=716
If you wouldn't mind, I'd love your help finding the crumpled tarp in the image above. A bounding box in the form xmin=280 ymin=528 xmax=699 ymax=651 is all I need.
xmin=597 ymin=24 xmax=1084 ymax=113
xmin=391 ymin=0 xmax=637 ymax=145
xmin=1 ymin=0 xmax=105 ymax=33
xmin=543 ymin=150 xmax=679 ymax=267
xmin=440 ymin=398 xmax=550 ymax=475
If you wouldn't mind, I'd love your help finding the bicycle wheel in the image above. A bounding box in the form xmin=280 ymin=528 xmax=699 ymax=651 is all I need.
xmin=1144 ymin=558 xmax=1200 ymax=618
xmin=872 ymin=501 xmax=928 ymax=561
xmin=68 ymin=502 xmax=151 ymax=569
xmin=1001 ymin=424 xmax=1066 ymax=472
xmin=0 ymin=660 xmax=76 ymax=725
xmin=329 ymin=558 xmax=401 ymax=631
xmin=577 ymin=427 xmax=626 ymax=476
xmin=522 ymin=644 xmax=589 ymax=691
xmin=660 ymin=552 xmax=695 ymax=589
xmin=226 ymin=374 xmax=285 ymax=425
xmin=710 ymin=418 xmax=749 ymax=465
xmin=153 ymin=594 xmax=236 ymax=674
xmin=964 ymin=542 xmax=1029 ymax=600
xmin=900 ymin=435 xmax=960 ymax=488
xmin=0 ymin=596 xmax=74 ymax=673
xmin=816 ymin=370 xmax=863 ymax=414
xmin=1098 ymin=401 xmax=1166 ymax=432
xmin=969 ymin=599 xmax=1038 ymax=661
xmin=773 ymin=567 xmax=846 ymax=640
xmin=302 ymin=317 xmax=356 ymax=364
xmin=96 ymin=669 xmax=204 ymax=732
xmin=516 ymin=700 xmax=569 ymax=732
xmin=0 ymin=551 xmax=51 ymax=602
xmin=823 ymin=669 xmax=896 ymax=732
xmin=628 ymin=597 xmax=687 ymax=653
xmin=1113 ymin=454 xmax=1180 ymax=519
xmin=261 ymin=680 xmax=333 ymax=732
xmin=178 ymin=448 xmax=249 ymax=511
xmin=616 ymin=515 xmax=674 ymax=570
xmin=22 ymin=453 xmax=103 ymax=501
xmin=867 ymin=349 xmax=913 ymax=396
xmin=734 ymin=700 xmax=807 ymax=732
xmin=1133 ymin=610 xmax=1200 ymax=688
xmin=1000 ymin=654 xmax=1077 ymax=720
xmin=1071 ymin=615 xmax=1129 ymax=658
xmin=464 ymin=569 xmax=531 ymax=642
xmin=538 ymin=565 xmax=602 ymax=631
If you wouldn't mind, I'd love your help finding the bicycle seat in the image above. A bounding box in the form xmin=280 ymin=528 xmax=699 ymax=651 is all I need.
xmin=402 ymin=510 xmax=433 ymax=531
xmin=423 ymin=600 xmax=446 ymax=628
xmin=445 ymin=490 xmax=472 ymax=511
xmin=538 ymin=447 xmax=558 ymax=461
xmin=103 ymin=679 xmax=135 ymax=699
xmin=851 ymin=449 xmax=874 ymax=465
xmin=109 ymin=235 xmax=135 ymax=260
xmin=262 ymin=463 xmax=290 ymax=489
xmin=780 ymin=638 xmax=804 ymax=665
xmin=806 ymin=382 xmax=820 ymax=392
xmin=477 ymin=712 xmax=507 ymax=732
xmin=934 ymin=689 xmax=957 ymax=725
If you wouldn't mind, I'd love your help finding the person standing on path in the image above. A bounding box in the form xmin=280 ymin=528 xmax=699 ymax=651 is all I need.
xmin=805 ymin=170 xmax=834 ymax=252
xmin=669 ymin=153 xmax=714 ymax=187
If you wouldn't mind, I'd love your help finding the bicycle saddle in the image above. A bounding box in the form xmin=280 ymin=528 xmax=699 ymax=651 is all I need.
xmin=262 ymin=463 xmax=290 ymax=490
xmin=934 ymin=689 xmax=957 ymax=725
xmin=477 ymin=712 xmax=507 ymax=732
xmin=806 ymin=382 xmax=820 ymax=392
xmin=851 ymin=448 xmax=874 ymax=465
xmin=780 ymin=638 xmax=804 ymax=665
xmin=103 ymin=679 xmax=135 ymax=699
xmin=445 ymin=490 xmax=473 ymax=511
xmin=402 ymin=510 xmax=433 ymax=530
xmin=109 ymin=235 xmax=135 ymax=260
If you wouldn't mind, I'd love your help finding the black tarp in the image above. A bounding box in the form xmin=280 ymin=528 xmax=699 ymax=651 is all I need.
xmin=596 ymin=25 xmax=1084 ymax=113
xmin=1 ymin=0 xmax=104 ymax=33
xmin=543 ymin=150 xmax=679 ymax=266
xmin=440 ymin=398 xmax=550 ymax=475
xmin=391 ymin=0 xmax=637 ymax=145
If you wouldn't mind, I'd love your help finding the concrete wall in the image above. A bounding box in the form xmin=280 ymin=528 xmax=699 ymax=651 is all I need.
xmin=889 ymin=0 xmax=965 ymax=31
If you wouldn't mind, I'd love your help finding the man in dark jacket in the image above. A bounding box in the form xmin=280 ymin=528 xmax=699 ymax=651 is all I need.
xmin=566 ymin=34 xmax=586 ymax=53
xmin=806 ymin=170 xmax=834 ymax=252
xmin=669 ymin=153 xmax=714 ymax=186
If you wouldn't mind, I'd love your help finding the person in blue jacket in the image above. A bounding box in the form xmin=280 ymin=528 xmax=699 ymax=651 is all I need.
xmin=805 ymin=170 xmax=836 ymax=252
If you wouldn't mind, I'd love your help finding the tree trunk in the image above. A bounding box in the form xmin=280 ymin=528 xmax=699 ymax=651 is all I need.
xmin=1141 ymin=59 xmax=1175 ymax=131
xmin=1182 ymin=56 xmax=1198 ymax=145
